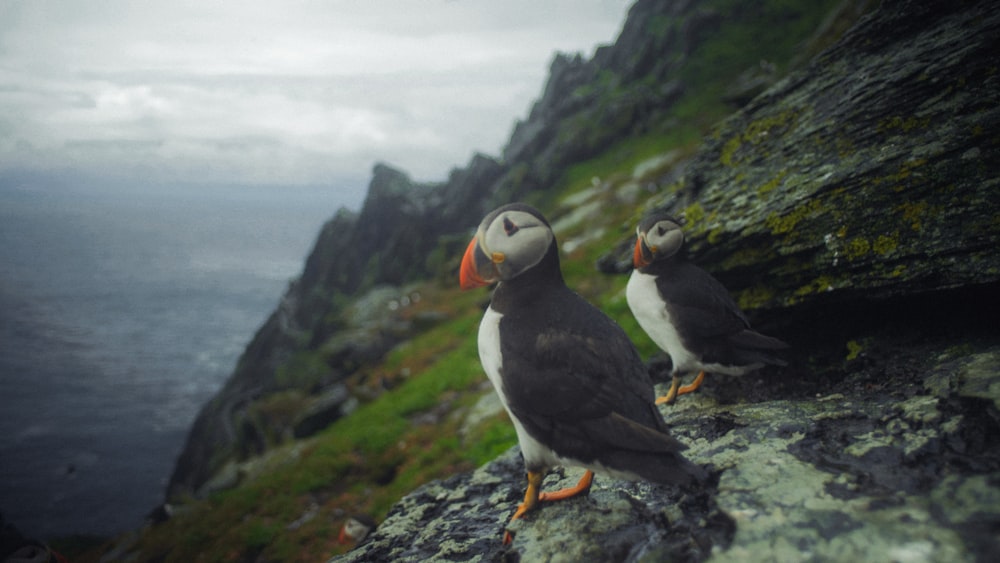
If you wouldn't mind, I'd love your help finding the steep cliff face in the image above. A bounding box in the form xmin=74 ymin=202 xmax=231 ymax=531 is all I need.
xmin=334 ymin=0 xmax=1000 ymax=560
xmin=168 ymin=0 xmax=847 ymax=501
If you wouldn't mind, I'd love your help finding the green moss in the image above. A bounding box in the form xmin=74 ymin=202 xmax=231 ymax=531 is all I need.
xmin=462 ymin=415 xmax=518 ymax=467
xmin=243 ymin=520 xmax=279 ymax=551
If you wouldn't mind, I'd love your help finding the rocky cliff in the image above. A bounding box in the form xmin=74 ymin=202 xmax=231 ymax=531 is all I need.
xmin=166 ymin=0 xmax=853 ymax=502
xmin=145 ymin=0 xmax=1000 ymax=560
xmin=336 ymin=344 xmax=1000 ymax=562
xmin=333 ymin=0 xmax=1000 ymax=560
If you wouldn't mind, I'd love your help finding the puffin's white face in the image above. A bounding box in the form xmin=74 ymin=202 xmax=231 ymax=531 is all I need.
xmin=634 ymin=217 xmax=684 ymax=268
xmin=460 ymin=206 xmax=554 ymax=288
xmin=338 ymin=517 xmax=374 ymax=544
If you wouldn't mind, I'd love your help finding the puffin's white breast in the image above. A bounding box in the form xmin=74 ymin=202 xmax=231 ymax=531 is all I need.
xmin=626 ymin=269 xmax=697 ymax=374
xmin=477 ymin=306 xmax=570 ymax=470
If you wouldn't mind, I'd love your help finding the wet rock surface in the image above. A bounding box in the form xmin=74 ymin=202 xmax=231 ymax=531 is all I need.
xmin=334 ymin=337 xmax=1000 ymax=562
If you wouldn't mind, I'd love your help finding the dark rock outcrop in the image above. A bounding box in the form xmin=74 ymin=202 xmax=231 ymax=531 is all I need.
xmin=334 ymin=340 xmax=1000 ymax=562
xmin=601 ymin=0 xmax=1000 ymax=313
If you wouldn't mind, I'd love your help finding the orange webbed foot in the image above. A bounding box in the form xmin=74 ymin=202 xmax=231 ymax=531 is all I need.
xmin=502 ymin=470 xmax=594 ymax=545
xmin=655 ymin=371 xmax=706 ymax=405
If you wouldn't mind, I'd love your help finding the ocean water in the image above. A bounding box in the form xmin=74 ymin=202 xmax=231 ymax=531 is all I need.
xmin=0 ymin=184 xmax=348 ymax=540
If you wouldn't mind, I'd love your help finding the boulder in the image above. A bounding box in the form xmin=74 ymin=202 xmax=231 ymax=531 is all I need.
xmin=603 ymin=0 xmax=1000 ymax=314
xmin=333 ymin=341 xmax=1000 ymax=562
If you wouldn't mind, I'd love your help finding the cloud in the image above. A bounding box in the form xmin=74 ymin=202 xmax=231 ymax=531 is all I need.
xmin=0 ymin=1 xmax=628 ymax=201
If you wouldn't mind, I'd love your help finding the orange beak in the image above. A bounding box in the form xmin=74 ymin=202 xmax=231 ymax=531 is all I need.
xmin=460 ymin=236 xmax=491 ymax=289
xmin=338 ymin=526 xmax=349 ymax=545
xmin=633 ymin=236 xmax=652 ymax=269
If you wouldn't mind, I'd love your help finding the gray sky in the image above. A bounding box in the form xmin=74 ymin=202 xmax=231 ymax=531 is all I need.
xmin=0 ymin=1 xmax=628 ymax=203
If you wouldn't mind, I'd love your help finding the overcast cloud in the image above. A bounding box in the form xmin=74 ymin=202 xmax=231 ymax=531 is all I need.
xmin=0 ymin=1 xmax=628 ymax=202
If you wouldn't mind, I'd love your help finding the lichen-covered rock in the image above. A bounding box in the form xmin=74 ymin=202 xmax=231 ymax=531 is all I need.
xmin=332 ymin=341 xmax=1000 ymax=562
xmin=607 ymin=0 xmax=1000 ymax=313
xmin=333 ymin=444 xmax=731 ymax=563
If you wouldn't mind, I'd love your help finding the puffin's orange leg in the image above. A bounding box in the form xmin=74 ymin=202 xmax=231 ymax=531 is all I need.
xmin=655 ymin=371 xmax=706 ymax=405
xmin=677 ymin=371 xmax=706 ymax=396
xmin=503 ymin=470 xmax=544 ymax=545
xmin=502 ymin=470 xmax=594 ymax=544
xmin=538 ymin=470 xmax=594 ymax=501
xmin=655 ymin=375 xmax=682 ymax=405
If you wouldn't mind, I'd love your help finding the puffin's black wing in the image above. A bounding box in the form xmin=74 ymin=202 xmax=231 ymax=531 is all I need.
xmin=654 ymin=261 xmax=751 ymax=339
xmin=656 ymin=261 xmax=788 ymax=366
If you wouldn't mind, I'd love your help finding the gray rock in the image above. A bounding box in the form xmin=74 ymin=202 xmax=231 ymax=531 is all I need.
xmin=333 ymin=342 xmax=1000 ymax=562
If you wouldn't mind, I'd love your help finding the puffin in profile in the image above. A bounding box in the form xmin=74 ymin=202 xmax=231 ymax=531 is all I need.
xmin=626 ymin=214 xmax=788 ymax=405
xmin=460 ymin=203 xmax=706 ymax=544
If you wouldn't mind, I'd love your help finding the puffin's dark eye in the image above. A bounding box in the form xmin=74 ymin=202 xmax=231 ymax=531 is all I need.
xmin=503 ymin=217 xmax=519 ymax=236
xmin=656 ymin=225 xmax=667 ymax=236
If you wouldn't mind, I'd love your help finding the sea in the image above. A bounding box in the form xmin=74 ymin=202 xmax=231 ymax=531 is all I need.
xmin=0 ymin=183 xmax=353 ymax=540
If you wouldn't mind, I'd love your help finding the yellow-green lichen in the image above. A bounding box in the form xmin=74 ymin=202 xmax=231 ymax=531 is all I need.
xmin=886 ymin=263 xmax=908 ymax=278
xmin=871 ymin=158 xmax=929 ymax=192
xmin=758 ymin=169 xmax=790 ymax=196
xmin=793 ymin=275 xmax=836 ymax=300
xmin=873 ymin=232 xmax=899 ymax=255
xmin=720 ymin=110 xmax=799 ymax=167
xmin=719 ymin=245 xmax=777 ymax=271
xmin=683 ymin=201 xmax=706 ymax=231
xmin=707 ymin=226 xmax=725 ymax=244
xmin=735 ymin=284 xmax=777 ymax=312
xmin=720 ymin=136 xmax=743 ymax=167
xmin=877 ymin=115 xmax=931 ymax=134
xmin=765 ymin=199 xmax=824 ymax=236
xmin=846 ymin=339 xmax=864 ymax=361
xmin=844 ymin=237 xmax=871 ymax=261
xmin=896 ymin=201 xmax=929 ymax=231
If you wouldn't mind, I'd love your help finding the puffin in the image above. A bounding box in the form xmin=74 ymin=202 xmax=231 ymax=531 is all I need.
xmin=626 ymin=213 xmax=789 ymax=405
xmin=459 ymin=203 xmax=706 ymax=544
xmin=337 ymin=514 xmax=376 ymax=546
